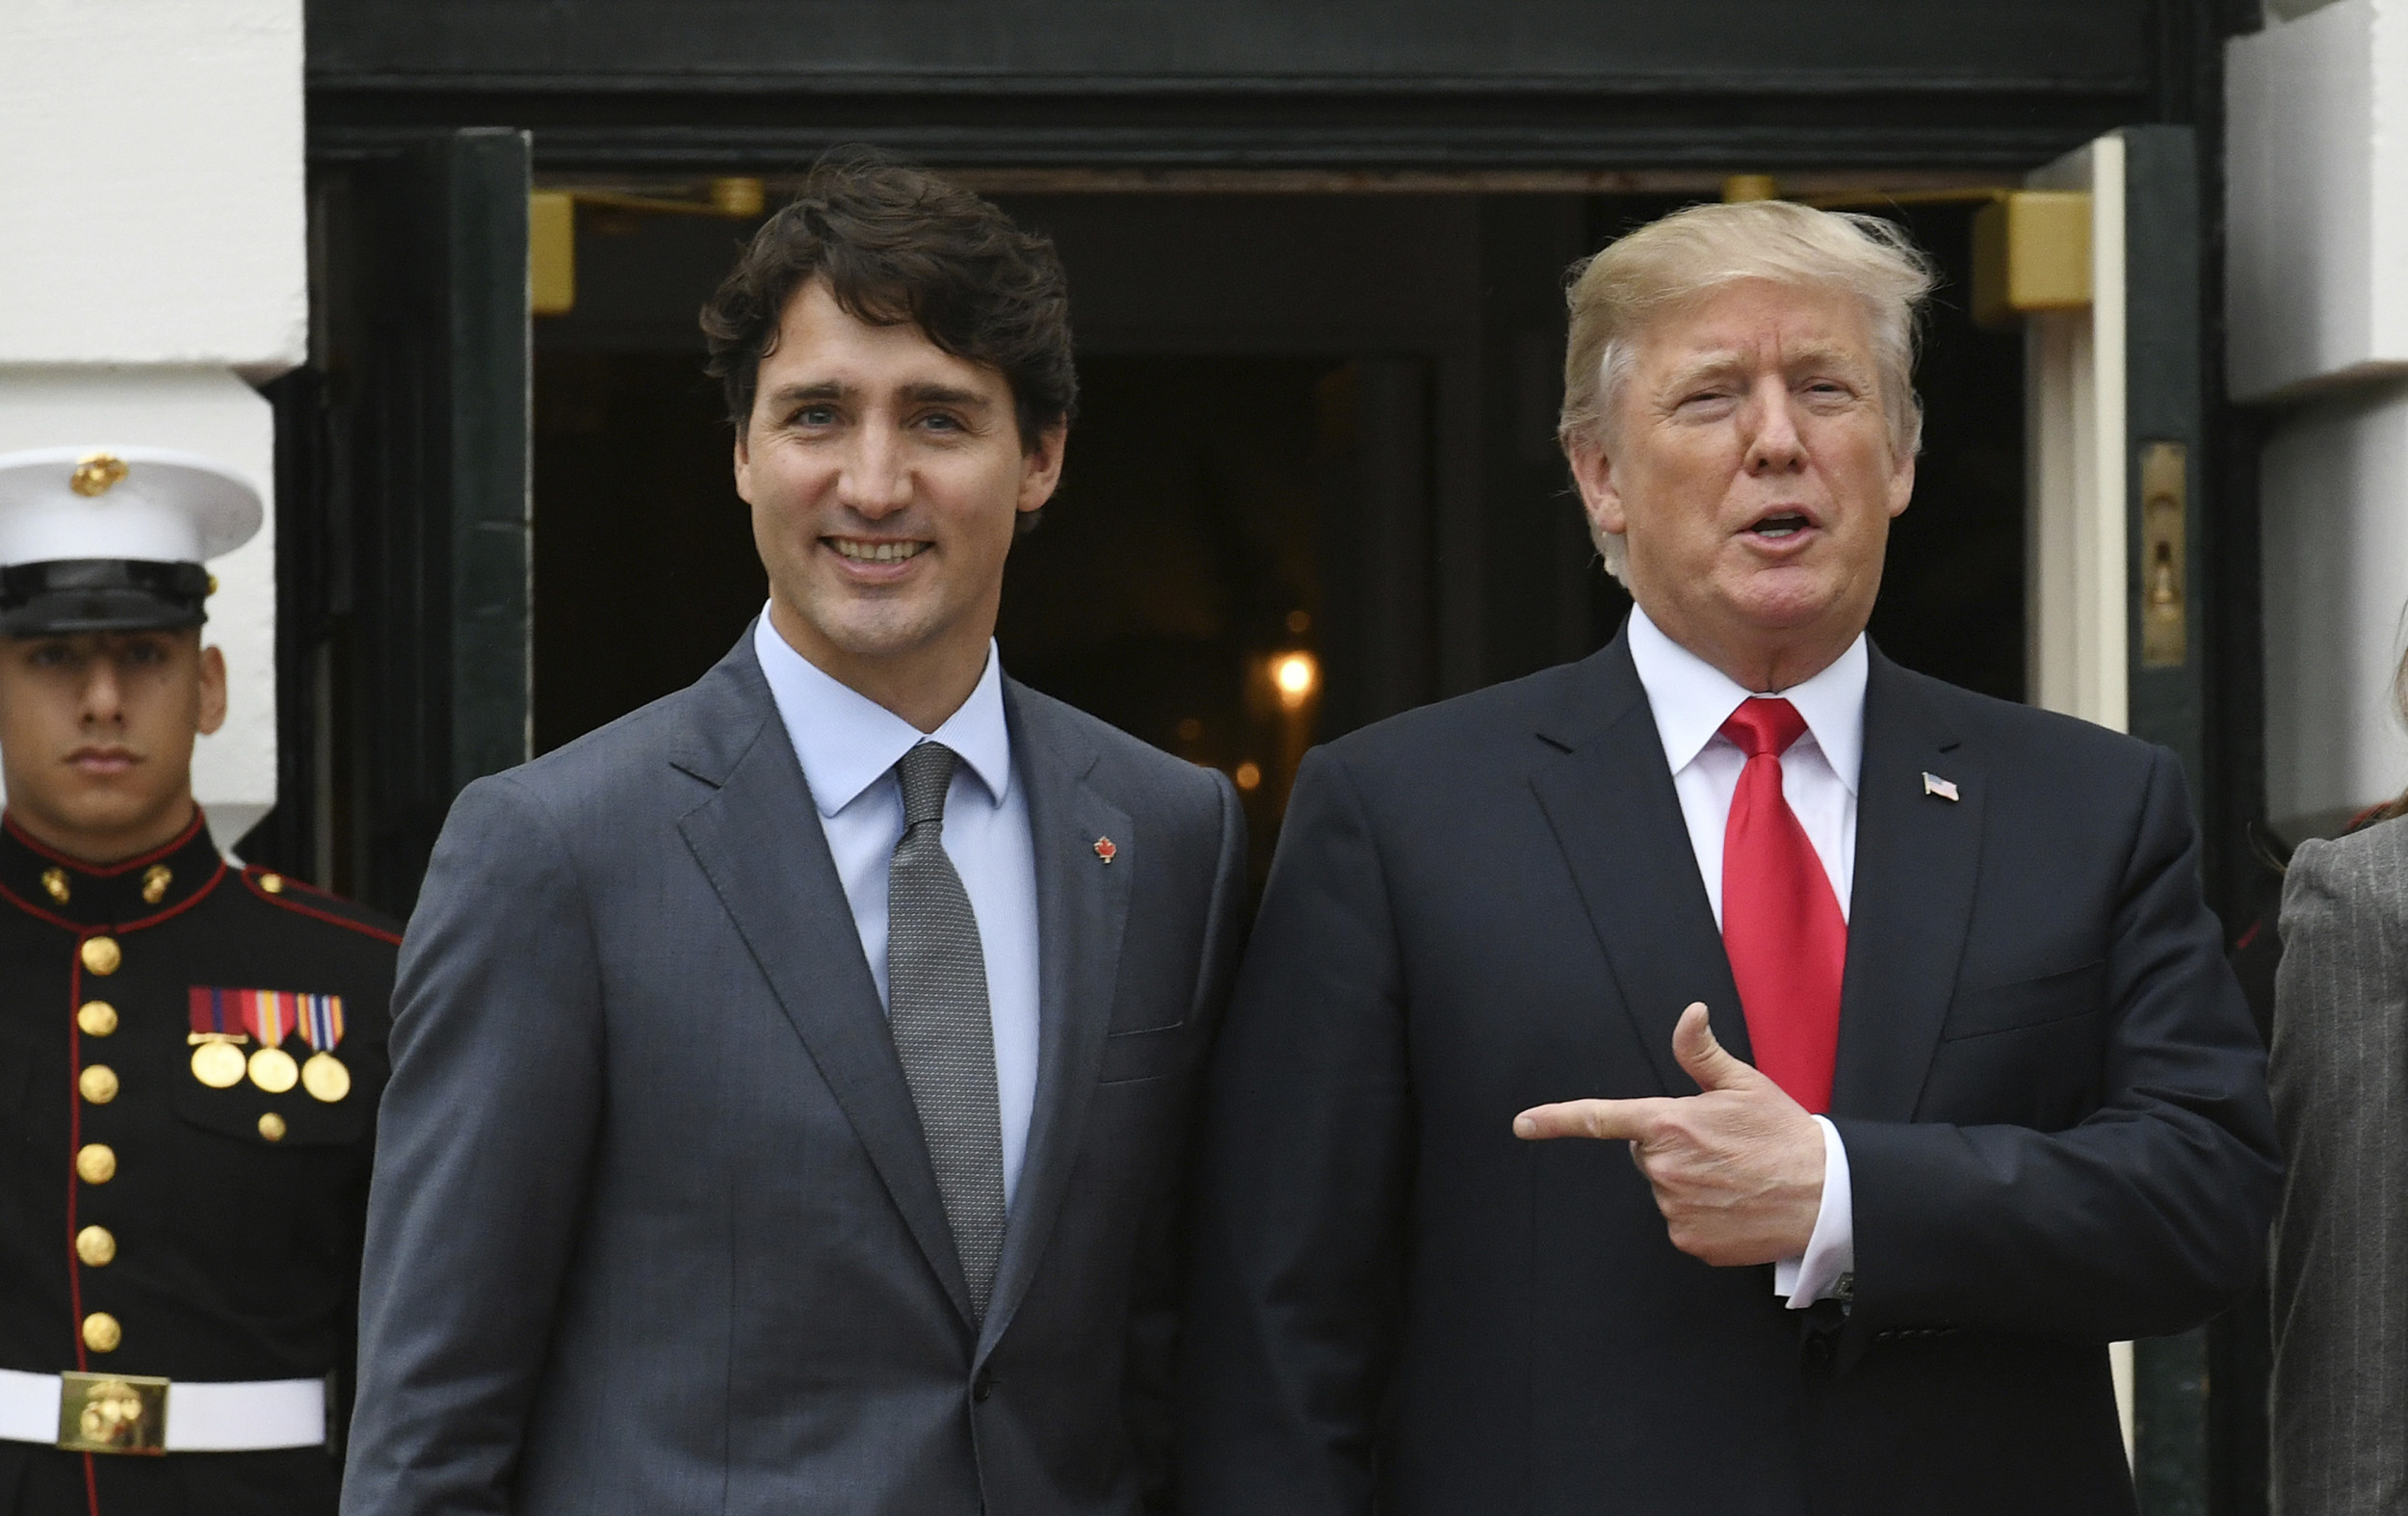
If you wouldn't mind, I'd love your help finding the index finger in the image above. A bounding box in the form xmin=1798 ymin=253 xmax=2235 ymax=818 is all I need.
xmin=1513 ymin=1096 xmax=1677 ymax=1143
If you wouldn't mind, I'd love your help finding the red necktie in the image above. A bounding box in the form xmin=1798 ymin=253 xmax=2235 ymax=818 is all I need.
xmin=1717 ymin=697 xmax=1846 ymax=1113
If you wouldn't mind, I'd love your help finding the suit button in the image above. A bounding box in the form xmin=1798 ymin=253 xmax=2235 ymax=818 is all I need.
xmin=75 ymin=1144 xmax=116 ymax=1184
xmin=80 ymin=937 xmax=121 ymax=976
xmin=79 ymin=1065 xmax=118 ymax=1104
xmin=258 ymin=1112 xmax=287 ymax=1142
xmin=77 ymin=1001 xmax=117 ymax=1037
xmin=81 ymin=1313 xmax=120 ymax=1353
xmin=971 ymin=1369 xmax=997 ymax=1403
xmin=76 ymin=1226 xmax=115 ymax=1267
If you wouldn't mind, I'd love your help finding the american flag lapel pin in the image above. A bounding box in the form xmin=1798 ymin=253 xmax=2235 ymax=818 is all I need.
xmin=1093 ymin=836 xmax=1117 ymax=864
xmin=1922 ymin=771 xmax=1960 ymax=802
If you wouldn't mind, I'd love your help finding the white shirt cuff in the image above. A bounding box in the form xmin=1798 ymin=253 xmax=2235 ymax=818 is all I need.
xmin=1774 ymin=1114 xmax=1854 ymax=1309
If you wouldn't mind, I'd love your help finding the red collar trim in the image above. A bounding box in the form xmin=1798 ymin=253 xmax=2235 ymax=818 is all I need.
xmin=1 ymin=808 xmax=208 ymax=877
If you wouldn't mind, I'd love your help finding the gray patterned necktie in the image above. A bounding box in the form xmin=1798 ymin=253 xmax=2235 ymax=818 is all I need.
xmin=886 ymin=740 xmax=1007 ymax=1320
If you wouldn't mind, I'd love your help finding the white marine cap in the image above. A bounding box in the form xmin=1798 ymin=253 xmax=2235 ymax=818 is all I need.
xmin=0 ymin=447 xmax=264 ymax=635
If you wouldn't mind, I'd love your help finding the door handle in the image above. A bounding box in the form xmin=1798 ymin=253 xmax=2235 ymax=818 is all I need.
xmin=2139 ymin=441 xmax=2187 ymax=668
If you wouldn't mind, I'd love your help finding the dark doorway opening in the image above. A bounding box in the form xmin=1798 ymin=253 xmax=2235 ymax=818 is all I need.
xmin=527 ymin=186 xmax=2022 ymax=878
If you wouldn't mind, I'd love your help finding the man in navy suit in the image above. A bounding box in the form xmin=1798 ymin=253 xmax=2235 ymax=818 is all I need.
xmin=1178 ymin=199 xmax=2277 ymax=1515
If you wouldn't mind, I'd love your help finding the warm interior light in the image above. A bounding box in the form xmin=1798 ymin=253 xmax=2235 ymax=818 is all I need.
xmin=1271 ymin=651 xmax=1319 ymax=709
xmin=1234 ymin=761 xmax=1263 ymax=791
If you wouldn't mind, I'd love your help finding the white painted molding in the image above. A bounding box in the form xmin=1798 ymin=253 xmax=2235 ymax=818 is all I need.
xmin=0 ymin=0 xmax=305 ymax=375
xmin=2227 ymin=0 xmax=2408 ymax=401
xmin=2027 ymin=136 xmax=2131 ymax=739
xmin=2260 ymin=381 xmax=2408 ymax=829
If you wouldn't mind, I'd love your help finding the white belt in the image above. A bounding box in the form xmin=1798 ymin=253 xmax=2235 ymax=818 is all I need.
xmin=0 ymin=1366 xmax=325 ymax=1453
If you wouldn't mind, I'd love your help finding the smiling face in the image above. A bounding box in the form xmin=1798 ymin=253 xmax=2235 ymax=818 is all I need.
xmin=736 ymin=278 xmax=1064 ymax=729
xmin=0 ymin=628 xmax=225 ymax=862
xmin=1569 ymin=276 xmax=1914 ymax=692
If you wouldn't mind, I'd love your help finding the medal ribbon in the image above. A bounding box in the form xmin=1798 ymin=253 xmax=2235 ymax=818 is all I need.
xmin=297 ymin=994 xmax=345 ymax=1052
xmin=245 ymin=989 xmax=296 ymax=1048
xmin=187 ymin=986 xmax=242 ymax=1037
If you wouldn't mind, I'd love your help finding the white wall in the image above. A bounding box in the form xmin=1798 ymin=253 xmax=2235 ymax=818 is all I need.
xmin=2231 ymin=0 xmax=2408 ymax=828
xmin=0 ymin=0 xmax=304 ymax=851
xmin=2260 ymin=384 xmax=2408 ymax=829
xmin=0 ymin=0 xmax=306 ymax=374
xmin=2228 ymin=0 xmax=2408 ymax=403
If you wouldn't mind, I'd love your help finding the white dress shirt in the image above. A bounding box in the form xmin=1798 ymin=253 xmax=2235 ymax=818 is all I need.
xmin=1625 ymin=604 xmax=1858 ymax=1307
xmin=753 ymin=613 xmax=1043 ymax=1209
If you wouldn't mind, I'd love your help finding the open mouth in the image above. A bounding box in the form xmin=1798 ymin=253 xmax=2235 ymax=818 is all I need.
xmin=1744 ymin=511 xmax=1816 ymax=541
xmin=827 ymin=537 xmax=929 ymax=564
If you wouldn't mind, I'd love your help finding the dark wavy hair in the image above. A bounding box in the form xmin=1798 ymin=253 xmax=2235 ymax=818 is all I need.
xmin=699 ymin=147 xmax=1077 ymax=451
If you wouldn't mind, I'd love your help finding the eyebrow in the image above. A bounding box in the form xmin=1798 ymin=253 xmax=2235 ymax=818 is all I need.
xmin=1659 ymin=344 xmax=1869 ymax=392
xmin=761 ymin=379 xmax=996 ymax=411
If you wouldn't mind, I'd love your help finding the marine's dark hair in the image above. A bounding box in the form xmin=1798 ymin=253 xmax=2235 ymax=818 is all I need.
xmin=700 ymin=148 xmax=1076 ymax=450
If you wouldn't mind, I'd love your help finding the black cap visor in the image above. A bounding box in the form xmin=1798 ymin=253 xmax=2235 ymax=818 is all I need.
xmin=0 ymin=560 xmax=209 ymax=637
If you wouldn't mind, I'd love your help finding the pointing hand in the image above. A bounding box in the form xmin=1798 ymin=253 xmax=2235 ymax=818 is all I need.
xmin=1514 ymin=1003 xmax=1824 ymax=1267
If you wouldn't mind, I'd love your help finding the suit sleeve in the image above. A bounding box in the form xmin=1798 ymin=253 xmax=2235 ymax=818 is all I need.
xmin=1835 ymin=747 xmax=2280 ymax=1343
xmin=1177 ymin=749 xmax=1408 ymax=1516
xmin=341 ymin=775 xmax=607 ymax=1516
xmin=2269 ymin=835 xmax=2408 ymax=1516
xmin=1125 ymin=769 xmax=1249 ymax=1514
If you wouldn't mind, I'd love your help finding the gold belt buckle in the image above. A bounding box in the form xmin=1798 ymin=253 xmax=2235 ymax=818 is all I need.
xmin=57 ymin=1372 xmax=169 ymax=1455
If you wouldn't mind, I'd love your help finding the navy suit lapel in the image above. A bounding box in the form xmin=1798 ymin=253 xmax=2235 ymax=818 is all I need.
xmin=668 ymin=632 xmax=977 ymax=1326
xmin=978 ymin=681 xmax=1132 ymax=1357
xmin=1830 ymin=649 xmax=1984 ymax=1122
xmin=1529 ymin=633 xmax=1753 ymax=1094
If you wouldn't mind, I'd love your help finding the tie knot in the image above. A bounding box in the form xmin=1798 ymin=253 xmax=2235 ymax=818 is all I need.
xmin=896 ymin=742 xmax=956 ymax=830
xmin=1719 ymin=696 xmax=1808 ymax=759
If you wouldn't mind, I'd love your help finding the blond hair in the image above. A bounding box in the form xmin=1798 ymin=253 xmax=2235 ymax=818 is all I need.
xmin=1557 ymin=200 xmax=1937 ymax=576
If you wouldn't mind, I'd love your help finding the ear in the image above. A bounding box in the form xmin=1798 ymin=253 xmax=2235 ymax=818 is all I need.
xmin=732 ymin=421 xmax=755 ymax=504
xmin=1017 ymin=421 xmax=1068 ymax=517
xmin=1568 ymin=436 xmax=1630 ymax=540
xmin=196 ymin=644 xmax=227 ymax=738
xmin=1885 ymin=447 xmax=1915 ymax=520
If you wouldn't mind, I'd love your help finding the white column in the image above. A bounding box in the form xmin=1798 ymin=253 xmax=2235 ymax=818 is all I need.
xmin=0 ymin=0 xmax=304 ymax=849
xmin=2229 ymin=0 xmax=2408 ymax=832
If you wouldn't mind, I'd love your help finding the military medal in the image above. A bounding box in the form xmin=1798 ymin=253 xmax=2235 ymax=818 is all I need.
xmin=190 ymin=984 xmax=350 ymax=1100
xmin=244 ymin=989 xmax=300 ymax=1091
xmin=295 ymin=992 xmax=351 ymax=1103
xmin=185 ymin=986 xmax=251 ymax=1087
xmin=191 ymin=1041 xmax=246 ymax=1087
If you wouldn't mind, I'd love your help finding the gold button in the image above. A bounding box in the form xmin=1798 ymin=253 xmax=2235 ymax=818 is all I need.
xmin=77 ymin=1001 xmax=118 ymax=1037
xmin=78 ymin=1065 xmax=118 ymax=1105
xmin=75 ymin=1225 xmax=116 ymax=1267
xmin=259 ymin=873 xmax=285 ymax=895
xmin=75 ymin=1144 xmax=116 ymax=1184
xmin=41 ymin=867 xmax=69 ymax=903
xmin=80 ymin=937 xmax=120 ymax=976
xmin=141 ymin=865 xmax=171 ymax=905
xmin=80 ymin=1313 xmax=120 ymax=1353
xmin=257 ymin=1111 xmax=287 ymax=1142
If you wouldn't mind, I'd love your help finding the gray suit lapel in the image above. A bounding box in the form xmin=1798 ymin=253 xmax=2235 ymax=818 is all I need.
xmin=668 ymin=632 xmax=977 ymax=1326
xmin=1829 ymin=650 xmax=1985 ymax=1122
xmin=978 ymin=680 xmax=1133 ymax=1358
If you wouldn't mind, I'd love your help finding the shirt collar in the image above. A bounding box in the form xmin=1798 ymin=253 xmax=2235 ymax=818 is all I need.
xmin=752 ymin=611 xmax=1014 ymax=818
xmin=1624 ymin=602 xmax=1867 ymax=796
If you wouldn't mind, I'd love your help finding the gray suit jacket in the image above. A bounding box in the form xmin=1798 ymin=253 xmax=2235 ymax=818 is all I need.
xmin=2272 ymin=817 xmax=2408 ymax=1516
xmin=341 ymin=629 xmax=1247 ymax=1516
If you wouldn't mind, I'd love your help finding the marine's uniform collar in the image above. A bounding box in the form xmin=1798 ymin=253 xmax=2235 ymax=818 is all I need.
xmin=0 ymin=809 xmax=226 ymax=928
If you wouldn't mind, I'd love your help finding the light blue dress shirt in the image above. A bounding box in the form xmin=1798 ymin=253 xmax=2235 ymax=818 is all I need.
xmin=752 ymin=613 xmax=1042 ymax=1209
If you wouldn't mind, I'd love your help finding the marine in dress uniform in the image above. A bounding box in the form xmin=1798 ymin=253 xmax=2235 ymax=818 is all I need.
xmin=0 ymin=448 xmax=397 ymax=1515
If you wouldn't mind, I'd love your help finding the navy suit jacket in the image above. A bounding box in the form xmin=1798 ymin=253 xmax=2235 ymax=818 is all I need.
xmin=1178 ymin=630 xmax=2278 ymax=1516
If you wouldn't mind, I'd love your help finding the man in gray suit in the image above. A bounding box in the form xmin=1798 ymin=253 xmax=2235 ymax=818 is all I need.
xmin=341 ymin=153 xmax=1246 ymax=1516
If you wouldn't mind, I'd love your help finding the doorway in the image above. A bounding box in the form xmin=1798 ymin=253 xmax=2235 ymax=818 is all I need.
xmin=527 ymin=185 xmax=2022 ymax=876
